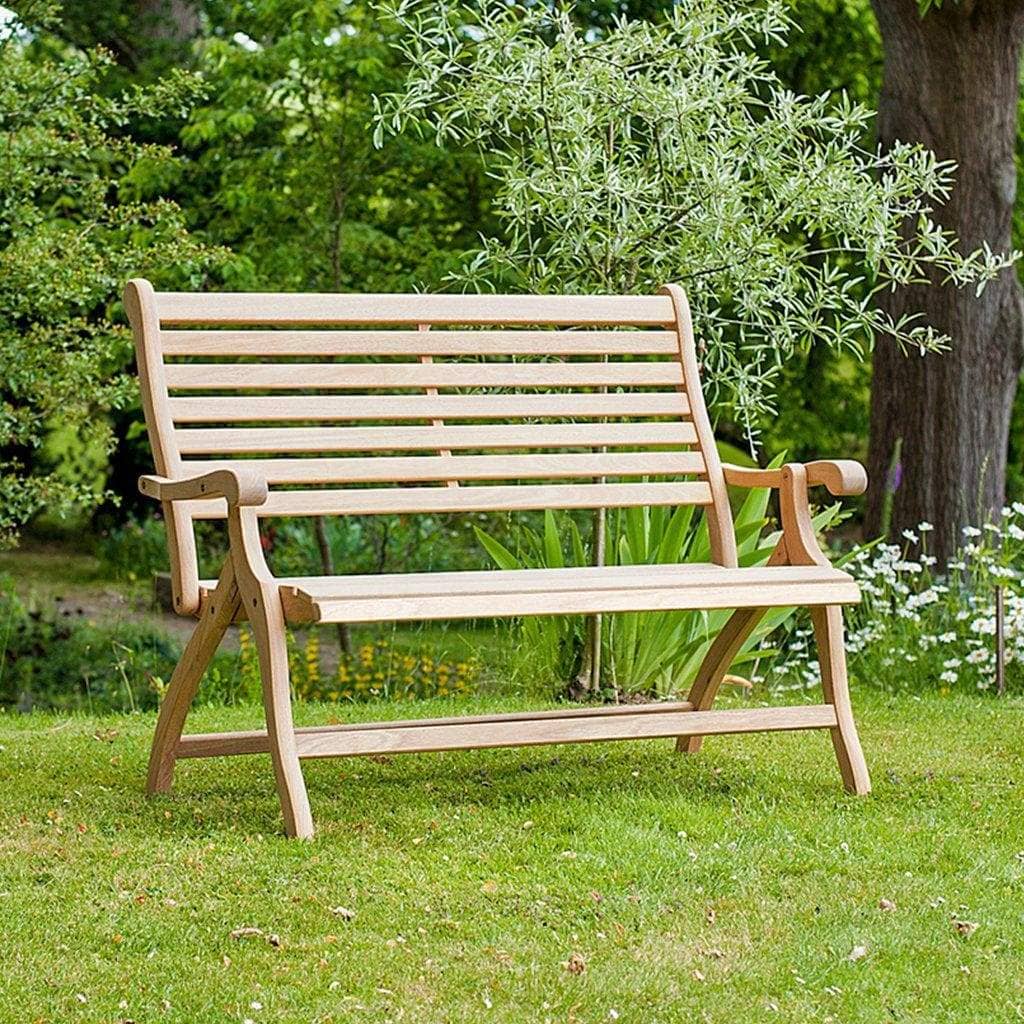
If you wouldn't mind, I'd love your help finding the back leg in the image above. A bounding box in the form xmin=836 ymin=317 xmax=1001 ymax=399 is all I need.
xmin=147 ymin=565 xmax=240 ymax=794
xmin=678 ymin=607 xmax=766 ymax=754
xmin=810 ymin=605 xmax=871 ymax=794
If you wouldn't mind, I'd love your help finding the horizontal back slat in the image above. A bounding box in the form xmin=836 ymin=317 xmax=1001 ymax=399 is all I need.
xmin=181 ymin=481 xmax=713 ymax=519
xmin=154 ymin=292 xmax=676 ymax=326
xmin=159 ymin=330 xmax=680 ymax=356
xmin=167 ymin=392 xmax=690 ymax=424
xmin=176 ymin=421 xmax=698 ymax=455
xmin=182 ymin=451 xmax=705 ymax=484
xmin=163 ymin=360 xmax=684 ymax=389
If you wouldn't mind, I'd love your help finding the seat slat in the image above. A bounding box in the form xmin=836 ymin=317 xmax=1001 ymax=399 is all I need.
xmin=154 ymin=291 xmax=675 ymax=326
xmin=283 ymin=569 xmax=860 ymax=623
xmin=164 ymin=360 xmax=684 ymax=389
xmin=167 ymin=392 xmax=691 ymax=423
xmin=268 ymin=562 xmax=851 ymax=600
xmin=159 ymin=330 xmax=680 ymax=356
xmin=182 ymin=451 xmax=706 ymax=484
xmin=182 ymin=481 xmax=713 ymax=519
xmin=176 ymin=421 xmax=698 ymax=454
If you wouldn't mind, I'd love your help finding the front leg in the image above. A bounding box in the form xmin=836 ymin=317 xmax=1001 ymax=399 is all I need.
xmin=811 ymin=605 xmax=871 ymax=795
xmin=228 ymin=506 xmax=314 ymax=839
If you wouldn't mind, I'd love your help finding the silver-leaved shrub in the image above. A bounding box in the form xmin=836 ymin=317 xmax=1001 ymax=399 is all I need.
xmin=376 ymin=0 xmax=1015 ymax=441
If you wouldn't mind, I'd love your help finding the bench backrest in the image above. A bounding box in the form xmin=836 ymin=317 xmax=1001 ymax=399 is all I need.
xmin=125 ymin=280 xmax=737 ymax=613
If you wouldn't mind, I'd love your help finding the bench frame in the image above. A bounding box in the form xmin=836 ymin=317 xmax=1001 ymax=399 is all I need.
xmin=128 ymin=280 xmax=870 ymax=838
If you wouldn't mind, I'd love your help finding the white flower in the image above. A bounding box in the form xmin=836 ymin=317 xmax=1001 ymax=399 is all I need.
xmin=962 ymin=526 xmax=982 ymax=538
xmin=942 ymin=658 xmax=961 ymax=669
xmin=966 ymin=648 xmax=989 ymax=665
xmin=902 ymin=529 xmax=919 ymax=544
xmin=1013 ymin=502 xmax=1024 ymax=515
xmin=939 ymin=632 xmax=956 ymax=643
xmin=1008 ymin=524 xmax=1024 ymax=541
xmin=940 ymin=670 xmax=958 ymax=684
xmin=918 ymin=521 xmax=934 ymax=532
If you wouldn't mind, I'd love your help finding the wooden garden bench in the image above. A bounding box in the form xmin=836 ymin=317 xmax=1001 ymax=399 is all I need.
xmin=126 ymin=279 xmax=871 ymax=838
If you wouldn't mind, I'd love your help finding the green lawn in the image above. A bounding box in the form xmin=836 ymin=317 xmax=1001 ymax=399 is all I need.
xmin=2 ymin=691 xmax=1022 ymax=1023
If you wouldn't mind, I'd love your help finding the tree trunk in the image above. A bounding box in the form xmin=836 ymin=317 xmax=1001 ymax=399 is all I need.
xmin=867 ymin=0 xmax=1024 ymax=562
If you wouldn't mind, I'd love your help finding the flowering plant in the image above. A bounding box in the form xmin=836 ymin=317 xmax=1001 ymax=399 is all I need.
xmin=773 ymin=509 xmax=1024 ymax=695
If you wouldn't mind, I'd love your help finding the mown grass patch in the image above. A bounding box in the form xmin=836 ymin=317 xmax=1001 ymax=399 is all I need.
xmin=1 ymin=691 xmax=1022 ymax=1023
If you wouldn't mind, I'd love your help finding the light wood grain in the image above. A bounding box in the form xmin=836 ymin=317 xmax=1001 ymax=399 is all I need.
xmin=678 ymin=541 xmax=789 ymax=753
xmin=180 ymin=481 xmax=715 ymax=520
xmin=160 ymin=330 xmax=680 ymax=356
xmin=131 ymin=279 xmax=870 ymax=838
xmin=724 ymin=459 xmax=868 ymax=497
xmin=181 ymin=451 xmax=706 ymax=484
xmin=164 ymin=360 xmax=684 ymax=389
xmin=662 ymin=284 xmax=738 ymax=568
xmin=175 ymin=705 xmax=837 ymax=760
xmin=175 ymin=421 xmax=698 ymax=454
xmin=155 ymin=291 xmax=676 ymax=326
xmin=812 ymin=604 xmax=872 ymax=795
xmin=146 ymin=562 xmax=241 ymax=792
xmin=167 ymin=391 xmax=690 ymax=423
xmin=263 ymin=561 xmax=852 ymax=601
xmin=285 ymin=574 xmax=859 ymax=624
xmin=176 ymin=700 xmax=698 ymax=757
xmin=228 ymin=505 xmax=314 ymax=838
xmin=125 ymin=279 xmax=202 ymax=616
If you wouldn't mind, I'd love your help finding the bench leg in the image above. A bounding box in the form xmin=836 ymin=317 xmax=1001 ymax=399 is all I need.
xmin=677 ymin=607 xmax=767 ymax=754
xmin=810 ymin=605 xmax=871 ymax=795
xmin=147 ymin=564 xmax=240 ymax=794
xmin=248 ymin=588 xmax=315 ymax=839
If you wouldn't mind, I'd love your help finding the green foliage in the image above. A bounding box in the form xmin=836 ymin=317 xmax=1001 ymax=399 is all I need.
xmin=475 ymin=512 xmax=588 ymax=693
xmin=379 ymin=0 xmax=1014 ymax=442
xmin=96 ymin=513 xmax=229 ymax=583
xmin=476 ymin=474 xmax=844 ymax=697
xmin=0 ymin=575 xmax=176 ymax=712
xmin=775 ymin=510 xmax=1024 ymax=695
xmin=0 ymin=2 xmax=220 ymax=546
xmin=180 ymin=0 xmax=493 ymax=293
xmin=265 ymin=513 xmax=495 ymax=578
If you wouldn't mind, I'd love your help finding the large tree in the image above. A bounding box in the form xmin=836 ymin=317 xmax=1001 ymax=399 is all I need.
xmin=866 ymin=0 xmax=1024 ymax=560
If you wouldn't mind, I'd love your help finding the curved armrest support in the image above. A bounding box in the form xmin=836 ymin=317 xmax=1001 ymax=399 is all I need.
xmin=722 ymin=459 xmax=867 ymax=497
xmin=139 ymin=469 xmax=269 ymax=508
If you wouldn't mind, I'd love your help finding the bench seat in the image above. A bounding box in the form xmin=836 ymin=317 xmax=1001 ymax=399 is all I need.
xmin=197 ymin=562 xmax=860 ymax=624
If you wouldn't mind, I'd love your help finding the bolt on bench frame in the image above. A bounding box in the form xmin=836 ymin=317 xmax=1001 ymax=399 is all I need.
xmin=126 ymin=279 xmax=870 ymax=838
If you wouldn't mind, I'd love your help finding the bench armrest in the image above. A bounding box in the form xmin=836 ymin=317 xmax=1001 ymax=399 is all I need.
xmin=722 ymin=460 xmax=867 ymax=497
xmin=139 ymin=469 xmax=269 ymax=508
